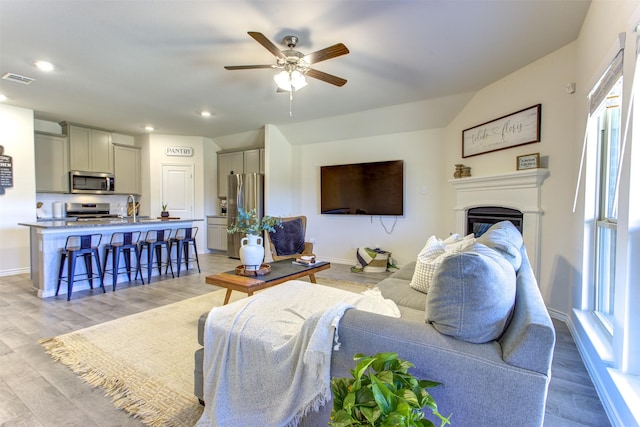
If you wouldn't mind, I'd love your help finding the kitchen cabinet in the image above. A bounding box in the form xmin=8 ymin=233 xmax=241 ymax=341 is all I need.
xmin=217 ymin=149 xmax=265 ymax=198
xmin=62 ymin=123 xmax=113 ymax=173
xmin=207 ymin=216 xmax=228 ymax=252
xmin=34 ymin=132 xmax=69 ymax=193
xmin=244 ymin=149 xmax=261 ymax=174
xmin=217 ymin=151 xmax=244 ymax=198
xmin=113 ymin=144 xmax=141 ymax=194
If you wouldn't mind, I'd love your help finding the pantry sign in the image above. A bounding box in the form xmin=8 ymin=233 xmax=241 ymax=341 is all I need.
xmin=164 ymin=146 xmax=194 ymax=157
xmin=0 ymin=145 xmax=13 ymax=195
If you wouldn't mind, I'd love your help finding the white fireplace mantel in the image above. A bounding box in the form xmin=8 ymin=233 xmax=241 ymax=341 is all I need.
xmin=449 ymin=168 xmax=550 ymax=278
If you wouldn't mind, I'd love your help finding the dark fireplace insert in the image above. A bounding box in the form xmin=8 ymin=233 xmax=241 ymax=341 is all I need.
xmin=466 ymin=206 xmax=523 ymax=237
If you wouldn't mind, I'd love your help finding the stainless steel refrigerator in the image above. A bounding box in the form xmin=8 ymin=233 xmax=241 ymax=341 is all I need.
xmin=227 ymin=173 xmax=264 ymax=258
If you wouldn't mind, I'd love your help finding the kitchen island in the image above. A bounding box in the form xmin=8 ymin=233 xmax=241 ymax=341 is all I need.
xmin=19 ymin=218 xmax=203 ymax=298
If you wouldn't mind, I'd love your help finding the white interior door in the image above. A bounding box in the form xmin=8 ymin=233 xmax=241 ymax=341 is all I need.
xmin=161 ymin=164 xmax=194 ymax=219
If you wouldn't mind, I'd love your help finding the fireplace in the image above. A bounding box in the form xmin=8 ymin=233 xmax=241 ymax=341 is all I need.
xmin=467 ymin=206 xmax=523 ymax=237
xmin=450 ymin=169 xmax=549 ymax=278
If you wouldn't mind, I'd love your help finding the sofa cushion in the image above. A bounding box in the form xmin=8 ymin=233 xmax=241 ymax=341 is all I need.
xmin=476 ymin=220 xmax=523 ymax=270
xmin=390 ymin=261 xmax=417 ymax=281
xmin=410 ymin=234 xmax=475 ymax=295
xmin=377 ymin=276 xmax=427 ymax=311
xmin=426 ymin=243 xmax=516 ymax=344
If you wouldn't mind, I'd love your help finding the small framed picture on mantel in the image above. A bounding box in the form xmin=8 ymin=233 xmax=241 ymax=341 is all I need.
xmin=516 ymin=153 xmax=540 ymax=170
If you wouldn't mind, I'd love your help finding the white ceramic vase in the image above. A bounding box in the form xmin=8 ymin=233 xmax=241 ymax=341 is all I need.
xmin=240 ymin=234 xmax=264 ymax=271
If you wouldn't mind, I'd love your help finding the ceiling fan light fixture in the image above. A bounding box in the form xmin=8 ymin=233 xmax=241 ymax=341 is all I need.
xmin=274 ymin=69 xmax=307 ymax=92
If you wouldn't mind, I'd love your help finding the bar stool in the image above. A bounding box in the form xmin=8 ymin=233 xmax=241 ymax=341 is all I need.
xmin=167 ymin=227 xmax=201 ymax=277
xmin=102 ymin=231 xmax=142 ymax=290
xmin=137 ymin=229 xmax=174 ymax=283
xmin=56 ymin=234 xmax=105 ymax=301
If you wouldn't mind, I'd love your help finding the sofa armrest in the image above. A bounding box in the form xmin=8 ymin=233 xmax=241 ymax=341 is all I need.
xmin=498 ymin=245 xmax=556 ymax=375
xmin=326 ymin=309 xmax=551 ymax=426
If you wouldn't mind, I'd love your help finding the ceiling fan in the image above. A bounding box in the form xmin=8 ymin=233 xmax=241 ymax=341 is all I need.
xmin=224 ymin=32 xmax=350 ymax=91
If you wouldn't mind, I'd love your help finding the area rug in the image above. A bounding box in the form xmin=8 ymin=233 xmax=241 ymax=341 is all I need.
xmin=39 ymin=277 xmax=367 ymax=426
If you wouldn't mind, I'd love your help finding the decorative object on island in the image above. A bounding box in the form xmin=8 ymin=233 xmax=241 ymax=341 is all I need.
xmin=227 ymin=207 xmax=282 ymax=271
xmin=330 ymin=352 xmax=451 ymax=427
xmin=516 ymin=153 xmax=541 ymax=170
xmin=462 ymin=104 xmax=541 ymax=158
xmin=127 ymin=201 xmax=139 ymax=217
xmin=161 ymin=203 xmax=169 ymax=218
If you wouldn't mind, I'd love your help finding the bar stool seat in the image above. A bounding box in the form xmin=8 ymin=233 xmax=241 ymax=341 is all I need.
xmin=102 ymin=231 xmax=142 ymax=290
xmin=167 ymin=227 xmax=201 ymax=277
xmin=137 ymin=229 xmax=174 ymax=283
xmin=56 ymin=234 xmax=104 ymax=301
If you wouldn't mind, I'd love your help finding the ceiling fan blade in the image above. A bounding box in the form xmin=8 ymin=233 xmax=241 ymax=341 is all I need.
xmin=305 ymin=68 xmax=347 ymax=87
xmin=224 ymin=65 xmax=275 ymax=70
xmin=248 ymin=31 xmax=287 ymax=61
xmin=305 ymin=43 xmax=349 ymax=64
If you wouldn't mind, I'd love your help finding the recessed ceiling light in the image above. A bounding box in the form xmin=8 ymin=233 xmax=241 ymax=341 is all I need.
xmin=0 ymin=94 xmax=7 ymax=102
xmin=34 ymin=60 xmax=54 ymax=72
xmin=145 ymin=125 xmax=155 ymax=131
xmin=200 ymin=111 xmax=212 ymax=117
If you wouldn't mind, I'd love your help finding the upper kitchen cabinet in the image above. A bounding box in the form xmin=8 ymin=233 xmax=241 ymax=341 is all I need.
xmin=113 ymin=144 xmax=141 ymax=195
xmin=34 ymin=132 xmax=69 ymax=193
xmin=217 ymin=151 xmax=244 ymax=199
xmin=244 ymin=149 xmax=262 ymax=174
xmin=61 ymin=123 xmax=113 ymax=173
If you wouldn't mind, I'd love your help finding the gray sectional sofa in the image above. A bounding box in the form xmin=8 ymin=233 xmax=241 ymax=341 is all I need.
xmin=195 ymin=221 xmax=556 ymax=426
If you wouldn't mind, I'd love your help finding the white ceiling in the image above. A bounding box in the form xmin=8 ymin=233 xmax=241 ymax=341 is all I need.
xmin=0 ymin=0 xmax=590 ymax=147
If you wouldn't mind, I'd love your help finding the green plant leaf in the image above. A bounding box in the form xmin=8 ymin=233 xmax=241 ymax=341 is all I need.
xmin=371 ymin=374 xmax=395 ymax=415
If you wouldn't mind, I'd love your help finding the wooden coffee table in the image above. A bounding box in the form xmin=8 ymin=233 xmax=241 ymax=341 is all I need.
xmin=205 ymin=260 xmax=331 ymax=304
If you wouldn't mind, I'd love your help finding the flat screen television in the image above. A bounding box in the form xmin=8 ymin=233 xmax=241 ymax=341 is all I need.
xmin=320 ymin=160 xmax=404 ymax=216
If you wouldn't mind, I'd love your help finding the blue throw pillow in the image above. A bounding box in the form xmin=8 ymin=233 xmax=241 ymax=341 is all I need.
xmin=269 ymin=218 xmax=306 ymax=256
xmin=426 ymin=243 xmax=516 ymax=344
xmin=476 ymin=220 xmax=523 ymax=270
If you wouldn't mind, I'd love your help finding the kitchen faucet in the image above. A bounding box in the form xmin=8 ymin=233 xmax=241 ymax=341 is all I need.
xmin=127 ymin=194 xmax=136 ymax=222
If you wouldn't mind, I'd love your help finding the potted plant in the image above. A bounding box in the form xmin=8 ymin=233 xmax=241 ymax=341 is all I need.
xmin=330 ymin=352 xmax=451 ymax=427
xmin=161 ymin=203 xmax=169 ymax=218
xmin=227 ymin=208 xmax=282 ymax=270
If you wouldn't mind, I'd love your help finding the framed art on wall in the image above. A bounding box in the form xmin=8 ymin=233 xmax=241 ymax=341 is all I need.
xmin=462 ymin=104 xmax=541 ymax=158
xmin=516 ymin=153 xmax=540 ymax=170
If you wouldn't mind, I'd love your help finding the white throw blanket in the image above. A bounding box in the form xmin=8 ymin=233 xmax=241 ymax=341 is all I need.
xmin=196 ymin=280 xmax=401 ymax=427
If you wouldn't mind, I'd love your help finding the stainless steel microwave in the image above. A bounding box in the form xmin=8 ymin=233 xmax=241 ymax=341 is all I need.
xmin=69 ymin=171 xmax=115 ymax=194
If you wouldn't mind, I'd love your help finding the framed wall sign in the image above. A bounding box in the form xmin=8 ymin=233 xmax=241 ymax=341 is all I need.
xmin=462 ymin=104 xmax=541 ymax=158
xmin=516 ymin=153 xmax=540 ymax=170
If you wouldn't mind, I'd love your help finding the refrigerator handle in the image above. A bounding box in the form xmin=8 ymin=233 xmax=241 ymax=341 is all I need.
xmin=236 ymin=174 xmax=243 ymax=212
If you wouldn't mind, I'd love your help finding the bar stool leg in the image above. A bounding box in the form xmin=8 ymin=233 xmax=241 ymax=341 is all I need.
xmin=93 ymin=248 xmax=105 ymax=293
xmin=123 ymin=248 xmax=132 ymax=282
xmin=56 ymin=252 xmax=67 ymax=297
xmin=112 ymin=247 xmax=121 ymax=291
xmin=192 ymin=241 xmax=201 ymax=273
xmin=67 ymin=254 xmax=76 ymax=301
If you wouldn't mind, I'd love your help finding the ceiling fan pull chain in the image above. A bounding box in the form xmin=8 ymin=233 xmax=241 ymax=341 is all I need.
xmin=289 ymin=87 xmax=294 ymax=117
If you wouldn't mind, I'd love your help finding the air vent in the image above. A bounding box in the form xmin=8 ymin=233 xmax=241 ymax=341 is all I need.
xmin=2 ymin=72 xmax=35 ymax=85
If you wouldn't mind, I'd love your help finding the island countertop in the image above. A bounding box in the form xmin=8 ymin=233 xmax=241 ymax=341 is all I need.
xmin=19 ymin=217 xmax=203 ymax=229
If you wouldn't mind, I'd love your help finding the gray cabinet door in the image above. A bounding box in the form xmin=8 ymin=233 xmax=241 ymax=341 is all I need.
xmin=35 ymin=133 xmax=69 ymax=193
xmin=217 ymin=152 xmax=244 ymax=198
xmin=113 ymin=145 xmax=141 ymax=194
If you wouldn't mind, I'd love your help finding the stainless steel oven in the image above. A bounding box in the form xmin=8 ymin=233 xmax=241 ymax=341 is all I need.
xmin=69 ymin=171 xmax=115 ymax=194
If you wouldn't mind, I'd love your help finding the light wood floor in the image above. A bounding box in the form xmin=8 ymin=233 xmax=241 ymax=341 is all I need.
xmin=0 ymin=254 xmax=610 ymax=426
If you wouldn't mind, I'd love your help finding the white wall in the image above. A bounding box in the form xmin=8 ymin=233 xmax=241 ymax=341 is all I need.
xmin=292 ymin=128 xmax=447 ymax=265
xmin=0 ymin=104 xmax=35 ymax=275
xmin=264 ymin=124 xmax=294 ymax=216
xmin=442 ymin=42 xmax=579 ymax=314
xmin=140 ymin=134 xmax=207 ymax=252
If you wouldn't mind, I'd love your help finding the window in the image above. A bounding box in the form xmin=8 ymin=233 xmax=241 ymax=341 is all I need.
xmin=590 ymin=73 xmax=623 ymax=333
